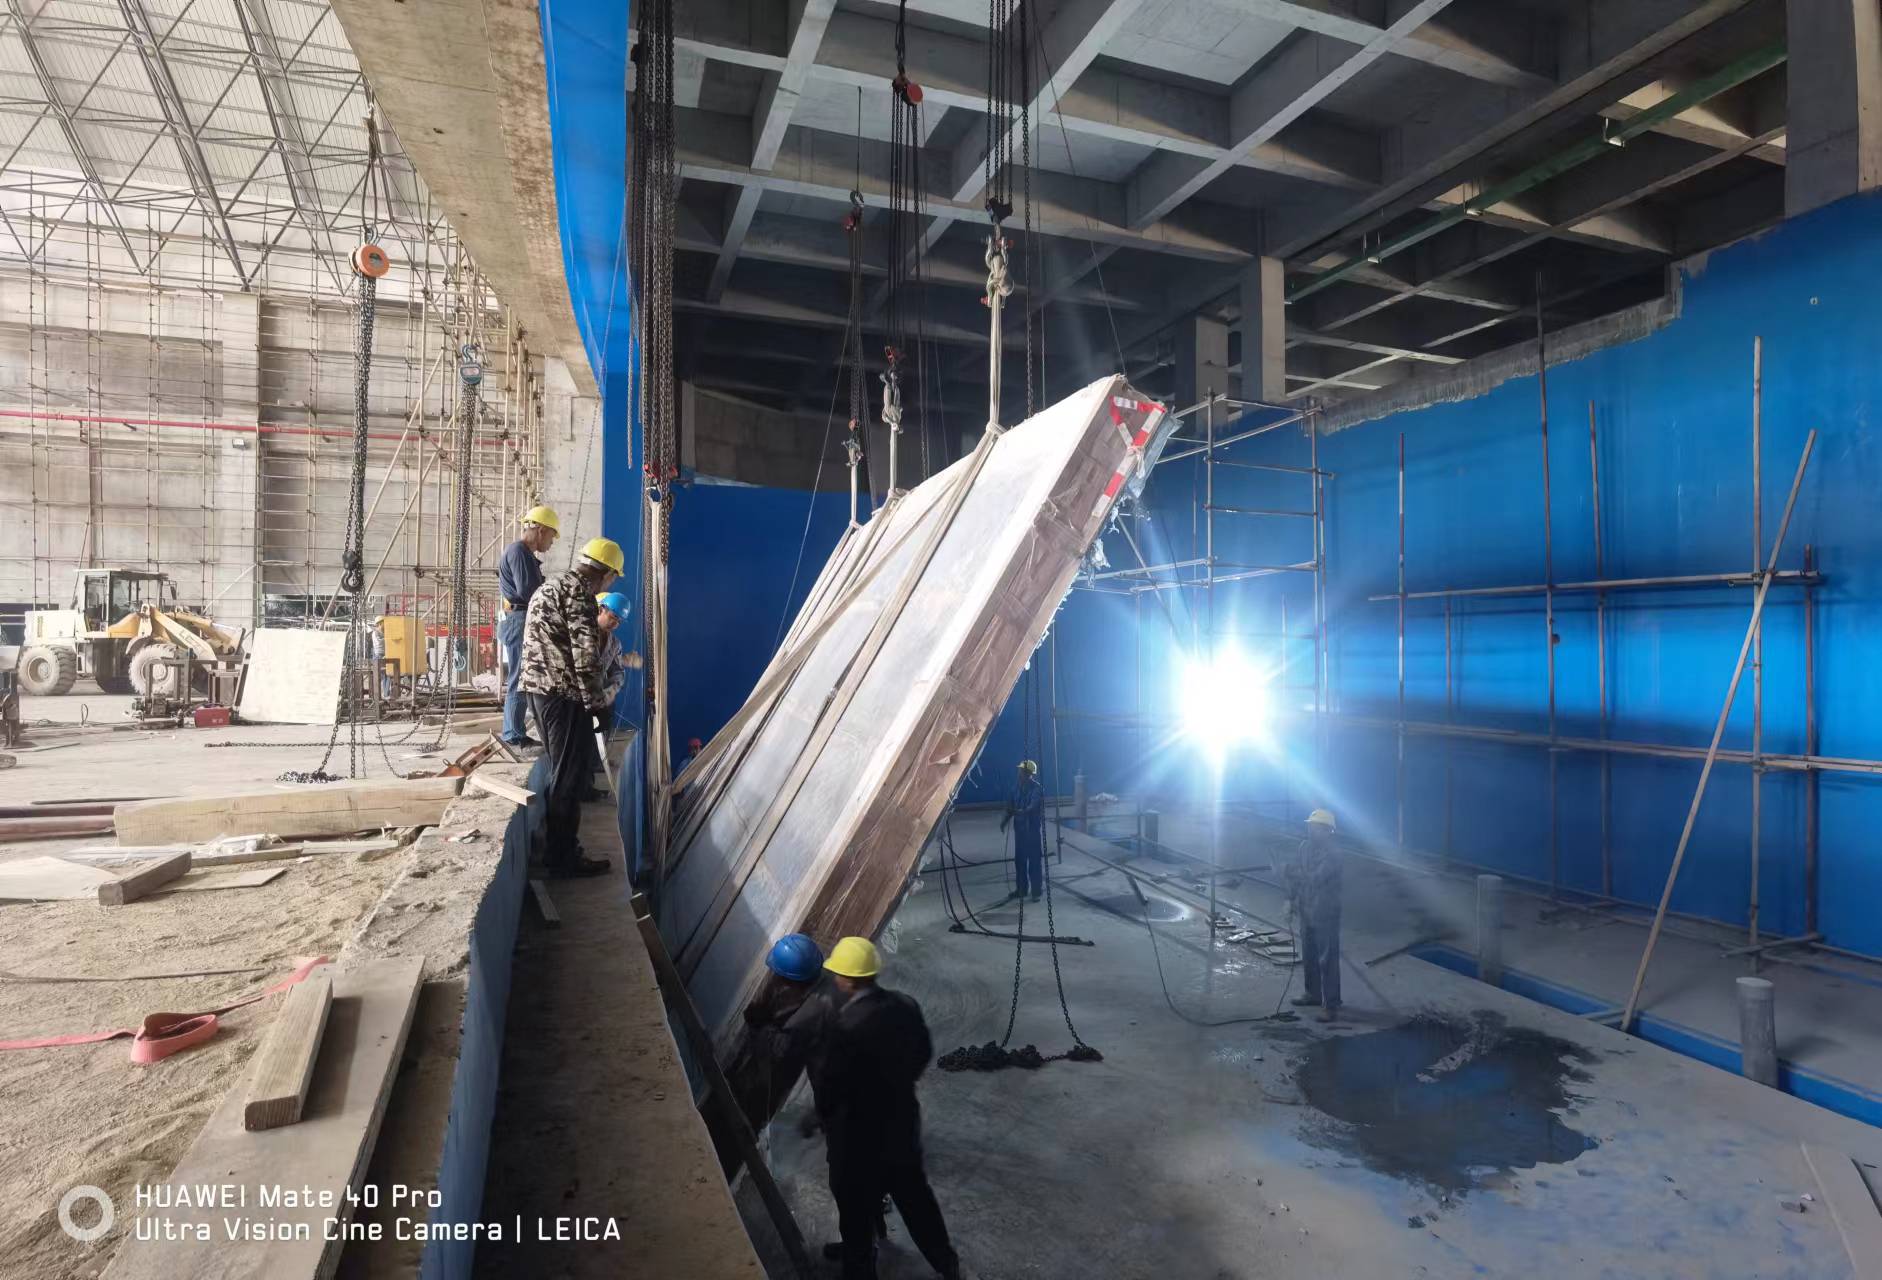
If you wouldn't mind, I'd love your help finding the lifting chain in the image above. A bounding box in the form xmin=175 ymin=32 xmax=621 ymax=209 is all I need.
xmin=938 ymin=656 xmax=1099 ymax=1072
xmin=843 ymin=189 xmax=868 ymax=524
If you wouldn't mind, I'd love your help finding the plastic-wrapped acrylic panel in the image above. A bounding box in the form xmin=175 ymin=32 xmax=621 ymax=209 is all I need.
xmin=661 ymin=375 xmax=1168 ymax=1050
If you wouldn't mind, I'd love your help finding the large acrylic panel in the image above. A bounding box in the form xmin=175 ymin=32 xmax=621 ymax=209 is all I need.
xmin=660 ymin=375 xmax=1170 ymax=1054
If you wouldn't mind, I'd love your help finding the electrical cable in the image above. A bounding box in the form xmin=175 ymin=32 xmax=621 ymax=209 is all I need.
xmin=1124 ymin=870 xmax=1297 ymax=1029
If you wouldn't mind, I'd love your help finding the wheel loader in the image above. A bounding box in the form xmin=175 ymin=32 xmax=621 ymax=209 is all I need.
xmin=17 ymin=569 xmax=242 ymax=697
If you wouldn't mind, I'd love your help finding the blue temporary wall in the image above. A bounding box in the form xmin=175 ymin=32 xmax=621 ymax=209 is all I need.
xmin=1044 ymin=189 xmax=1882 ymax=959
xmin=667 ymin=483 xmax=848 ymax=752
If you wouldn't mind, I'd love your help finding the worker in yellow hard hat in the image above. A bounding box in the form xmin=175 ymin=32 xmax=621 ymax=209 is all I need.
xmin=516 ymin=533 xmax=622 ymax=878
xmin=497 ymin=505 xmax=560 ymax=746
xmin=812 ymin=937 xmax=963 ymax=1280
xmin=998 ymin=758 xmax=1046 ymax=904
xmin=1286 ymin=808 xmax=1343 ymax=1022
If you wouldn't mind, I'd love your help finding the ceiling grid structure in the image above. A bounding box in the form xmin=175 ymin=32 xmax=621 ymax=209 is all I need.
xmin=661 ymin=0 xmax=1791 ymax=418
xmin=0 ymin=0 xmax=456 ymax=301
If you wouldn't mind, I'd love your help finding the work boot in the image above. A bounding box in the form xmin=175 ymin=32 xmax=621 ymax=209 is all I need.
xmin=1028 ymin=893 xmax=1042 ymax=903
xmin=822 ymin=1243 xmax=843 ymax=1262
xmin=1002 ymin=890 xmax=1024 ymax=903
xmin=548 ymin=855 xmax=610 ymax=878
xmin=1316 ymin=1005 xmax=1339 ymax=1023
xmin=1290 ymin=994 xmax=1320 ymax=1007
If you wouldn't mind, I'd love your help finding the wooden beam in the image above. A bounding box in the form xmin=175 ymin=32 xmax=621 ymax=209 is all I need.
xmin=103 ymin=956 xmax=425 ymax=1279
xmin=98 ymin=851 xmax=191 ymax=906
xmin=113 ymin=777 xmax=462 ymax=846
xmin=1801 ymin=1143 xmax=1882 ymax=1278
xmin=529 ymin=878 xmax=561 ymax=928
xmin=244 ymin=969 xmax=335 ymax=1131
xmin=466 ymin=772 xmax=534 ymax=807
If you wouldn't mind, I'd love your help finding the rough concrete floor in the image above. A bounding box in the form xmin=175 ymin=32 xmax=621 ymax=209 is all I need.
xmin=749 ymin=811 xmax=1881 ymax=1280
xmin=1144 ymin=805 xmax=1882 ymax=1100
xmin=476 ymin=777 xmax=765 ymax=1279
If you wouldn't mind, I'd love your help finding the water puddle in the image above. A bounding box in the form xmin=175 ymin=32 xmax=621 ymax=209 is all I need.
xmin=1294 ymin=1012 xmax=1598 ymax=1195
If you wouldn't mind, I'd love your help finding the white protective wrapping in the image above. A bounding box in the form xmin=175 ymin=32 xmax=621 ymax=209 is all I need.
xmin=662 ymin=375 xmax=1170 ymax=1047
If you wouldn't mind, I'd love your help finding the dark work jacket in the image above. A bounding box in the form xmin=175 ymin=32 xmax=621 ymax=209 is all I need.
xmin=1006 ymin=775 xmax=1045 ymax=850
xmin=812 ymin=985 xmax=933 ymax=1156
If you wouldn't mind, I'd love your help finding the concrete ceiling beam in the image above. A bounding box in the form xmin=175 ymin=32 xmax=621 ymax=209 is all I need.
xmin=705 ymin=0 xmax=839 ymax=303
xmin=1125 ymin=1 xmax=1458 ymax=230
xmin=1266 ymin=0 xmax=1767 ymax=261
xmin=1222 ymin=0 xmax=1553 ymax=90
xmin=674 ymin=107 xmax=1256 ymax=264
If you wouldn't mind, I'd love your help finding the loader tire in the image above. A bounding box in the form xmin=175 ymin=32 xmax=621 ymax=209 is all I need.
xmin=18 ymin=646 xmax=79 ymax=696
xmin=130 ymin=643 xmax=186 ymax=700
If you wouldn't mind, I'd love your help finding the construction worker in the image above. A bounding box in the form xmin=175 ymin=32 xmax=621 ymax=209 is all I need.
xmin=1286 ymin=808 xmax=1343 ymax=1022
xmin=998 ymin=759 xmax=1045 ymax=903
xmin=816 ymin=937 xmax=962 ymax=1280
xmin=519 ymin=535 xmax=621 ymax=877
xmin=744 ymin=934 xmax=836 ymax=1120
xmin=498 ymin=506 xmax=560 ymax=747
xmin=593 ymin=591 xmax=641 ymax=709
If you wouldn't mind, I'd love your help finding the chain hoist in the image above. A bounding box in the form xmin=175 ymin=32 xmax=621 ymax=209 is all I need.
xmin=842 ymin=189 xmax=868 ymax=525
xmin=885 ymin=0 xmax=931 ymax=484
xmin=283 ymin=118 xmax=393 ymax=784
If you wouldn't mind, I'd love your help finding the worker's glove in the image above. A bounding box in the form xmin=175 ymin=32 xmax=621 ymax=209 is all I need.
xmin=624 ymin=651 xmax=644 ymax=670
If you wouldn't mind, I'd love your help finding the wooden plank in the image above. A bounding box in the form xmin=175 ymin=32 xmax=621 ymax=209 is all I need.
xmin=114 ymin=777 xmax=462 ymax=845
xmin=0 ymin=856 xmax=114 ymax=901
xmin=0 ymin=815 xmax=115 ymax=840
xmin=238 ymin=629 xmax=349 ymax=724
xmin=103 ymin=956 xmax=425 ymax=1280
xmin=244 ymin=969 xmax=334 ymax=1130
xmin=165 ymin=867 xmax=288 ymax=892
xmin=529 ymin=878 xmax=561 ymax=927
xmin=98 ymin=851 xmax=191 ymax=906
xmin=1802 ymin=1143 xmax=1882 ymax=1279
xmin=466 ymin=771 xmax=533 ymax=806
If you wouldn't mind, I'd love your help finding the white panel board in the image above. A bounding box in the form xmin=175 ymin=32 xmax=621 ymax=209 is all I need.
xmin=662 ymin=375 xmax=1171 ymax=1055
xmin=239 ymin=628 xmax=349 ymax=724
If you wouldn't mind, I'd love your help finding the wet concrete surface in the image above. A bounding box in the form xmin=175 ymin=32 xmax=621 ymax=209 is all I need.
xmin=1294 ymin=1012 xmax=1598 ymax=1196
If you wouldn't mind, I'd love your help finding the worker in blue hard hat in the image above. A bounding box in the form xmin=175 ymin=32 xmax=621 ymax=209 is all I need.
xmin=998 ymin=759 xmax=1046 ymax=904
xmin=1286 ymin=808 xmax=1343 ymax=1023
xmin=593 ymin=591 xmax=640 ymax=709
xmin=743 ymin=933 xmax=840 ymax=1142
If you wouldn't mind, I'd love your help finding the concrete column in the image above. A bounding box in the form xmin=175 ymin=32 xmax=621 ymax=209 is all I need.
xmin=1173 ymin=315 xmax=1229 ymax=410
xmin=211 ymin=291 xmax=262 ymax=632
xmin=537 ymin=356 xmax=605 ymax=549
xmin=1736 ymin=976 xmax=1779 ymax=1086
xmin=1238 ymin=257 xmax=1287 ymax=404
xmin=1785 ymin=0 xmax=1882 ymax=217
xmin=1476 ymin=874 xmax=1505 ymax=986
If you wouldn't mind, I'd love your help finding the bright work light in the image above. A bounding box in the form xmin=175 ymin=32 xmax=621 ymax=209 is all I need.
xmin=1178 ymin=646 xmax=1270 ymax=758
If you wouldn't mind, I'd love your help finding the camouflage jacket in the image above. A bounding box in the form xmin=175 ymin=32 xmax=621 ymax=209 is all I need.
xmin=518 ymin=568 xmax=604 ymax=707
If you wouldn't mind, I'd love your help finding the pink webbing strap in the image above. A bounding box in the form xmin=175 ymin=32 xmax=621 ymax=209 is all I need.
xmin=0 ymin=956 xmax=331 ymax=1065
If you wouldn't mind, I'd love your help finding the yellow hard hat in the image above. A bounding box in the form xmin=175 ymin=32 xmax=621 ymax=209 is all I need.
xmin=824 ymin=936 xmax=880 ymax=978
xmin=522 ymin=505 xmax=560 ymax=532
xmin=1307 ymin=808 xmax=1336 ymax=831
xmin=1018 ymin=760 xmax=1038 ymax=774
xmin=579 ymin=537 xmax=625 ymax=575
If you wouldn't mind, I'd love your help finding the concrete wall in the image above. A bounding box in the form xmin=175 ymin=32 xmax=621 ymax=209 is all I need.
xmin=0 ymin=272 xmax=596 ymax=638
xmin=683 ymin=382 xmax=849 ymax=492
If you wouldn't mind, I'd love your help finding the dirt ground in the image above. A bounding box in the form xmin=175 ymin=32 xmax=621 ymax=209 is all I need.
xmin=0 ymin=684 xmax=488 ymax=1280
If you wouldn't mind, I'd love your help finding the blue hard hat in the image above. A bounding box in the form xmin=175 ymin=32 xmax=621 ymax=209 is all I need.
xmin=766 ymin=933 xmax=824 ymax=983
xmin=596 ymin=591 xmax=631 ymax=620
